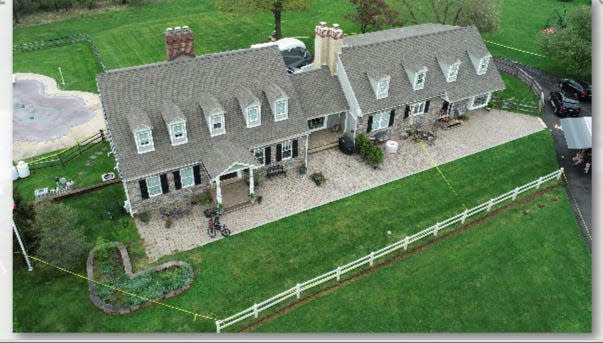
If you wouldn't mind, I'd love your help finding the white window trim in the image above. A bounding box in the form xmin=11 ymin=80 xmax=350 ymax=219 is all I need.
xmin=210 ymin=113 xmax=225 ymax=137
xmin=274 ymin=98 xmax=288 ymax=121
xmin=146 ymin=175 xmax=162 ymax=197
xmin=447 ymin=62 xmax=460 ymax=82
xmin=308 ymin=116 xmax=327 ymax=131
xmin=253 ymin=147 xmax=265 ymax=165
xmin=477 ymin=56 xmax=490 ymax=75
xmin=180 ymin=166 xmax=194 ymax=188
xmin=410 ymin=101 xmax=427 ymax=116
xmin=135 ymin=129 xmax=154 ymax=154
xmin=281 ymin=140 xmax=293 ymax=160
xmin=467 ymin=92 xmax=491 ymax=110
xmin=169 ymin=120 xmax=188 ymax=146
xmin=413 ymin=69 xmax=427 ymax=90
xmin=370 ymin=111 xmax=390 ymax=131
xmin=246 ymin=105 xmax=261 ymax=128
xmin=376 ymin=77 xmax=390 ymax=99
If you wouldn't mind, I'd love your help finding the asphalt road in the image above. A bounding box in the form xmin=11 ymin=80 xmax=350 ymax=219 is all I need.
xmin=517 ymin=63 xmax=592 ymax=251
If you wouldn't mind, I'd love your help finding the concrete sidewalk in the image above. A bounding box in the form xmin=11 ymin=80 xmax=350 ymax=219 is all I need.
xmin=135 ymin=109 xmax=546 ymax=261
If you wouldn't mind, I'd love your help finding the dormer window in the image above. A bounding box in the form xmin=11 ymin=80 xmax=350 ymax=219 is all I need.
xmin=478 ymin=56 xmax=490 ymax=75
xmin=246 ymin=105 xmax=261 ymax=127
xmin=377 ymin=78 xmax=390 ymax=99
xmin=414 ymin=69 xmax=426 ymax=90
xmin=169 ymin=120 xmax=187 ymax=145
xmin=135 ymin=127 xmax=154 ymax=154
xmin=447 ymin=61 xmax=460 ymax=82
xmin=367 ymin=70 xmax=390 ymax=99
xmin=210 ymin=113 xmax=225 ymax=136
xmin=275 ymin=99 xmax=288 ymax=120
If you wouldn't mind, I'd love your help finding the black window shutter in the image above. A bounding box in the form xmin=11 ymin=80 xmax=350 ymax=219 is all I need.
xmin=139 ymin=179 xmax=149 ymax=199
xmin=388 ymin=110 xmax=395 ymax=127
xmin=193 ymin=165 xmax=202 ymax=185
xmin=173 ymin=170 xmax=182 ymax=190
xmin=160 ymin=174 xmax=169 ymax=194
xmin=366 ymin=115 xmax=373 ymax=133
xmin=292 ymin=139 xmax=299 ymax=158
xmin=276 ymin=143 xmax=282 ymax=162
xmin=265 ymin=146 xmax=271 ymax=165
xmin=404 ymin=106 xmax=410 ymax=118
xmin=424 ymin=101 xmax=430 ymax=114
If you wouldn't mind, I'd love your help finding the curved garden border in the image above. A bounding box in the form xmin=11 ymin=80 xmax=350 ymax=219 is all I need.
xmin=86 ymin=241 xmax=194 ymax=315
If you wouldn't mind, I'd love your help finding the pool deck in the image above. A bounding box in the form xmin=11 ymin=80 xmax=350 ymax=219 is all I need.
xmin=12 ymin=73 xmax=106 ymax=162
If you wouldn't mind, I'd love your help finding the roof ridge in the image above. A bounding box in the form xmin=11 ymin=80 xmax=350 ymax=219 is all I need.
xmin=343 ymin=24 xmax=466 ymax=50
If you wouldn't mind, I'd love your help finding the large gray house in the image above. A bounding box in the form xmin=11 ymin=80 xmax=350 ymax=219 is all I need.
xmin=97 ymin=22 xmax=504 ymax=215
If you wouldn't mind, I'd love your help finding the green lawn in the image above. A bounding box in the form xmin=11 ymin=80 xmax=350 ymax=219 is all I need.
xmin=13 ymin=141 xmax=117 ymax=201
xmin=14 ymin=129 xmax=590 ymax=333
xmin=497 ymin=73 xmax=539 ymax=103
xmin=12 ymin=0 xmax=590 ymax=94
xmin=254 ymin=187 xmax=591 ymax=332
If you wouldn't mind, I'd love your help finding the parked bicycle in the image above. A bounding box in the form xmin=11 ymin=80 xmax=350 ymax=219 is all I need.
xmin=207 ymin=213 xmax=231 ymax=238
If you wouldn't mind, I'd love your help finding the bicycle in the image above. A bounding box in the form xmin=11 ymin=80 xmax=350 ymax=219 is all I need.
xmin=207 ymin=213 xmax=231 ymax=238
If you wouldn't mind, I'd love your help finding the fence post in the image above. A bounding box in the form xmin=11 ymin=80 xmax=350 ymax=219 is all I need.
xmin=512 ymin=187 xmax=520 ymax=201
xmin=461 ymin=209 xmax=468 ymax=224
xmin=216 ymin=320 xmax=221 ymax=333
xmin=369 ymin=252 xmax=375 ymax=266
xmin=59 ymin=155 xmax=65 ymax=167
xmin=100 ymin=129 xmax=106 ymax=142
xmin=296 ymin=283 xmax=301 ymax=299
xmin=77 ymin=142 xmax=82 ymax=156
xmin=336 ymin=267 xmax=341 ymax=281
xmin=536 ymin=176 xmax=543 ymax=189
xmin=557 ymin=168 xmax=564 ymax=180
xmin=403 ymin=236 xmax=409 ymax=250
xmin=433 ymin=222 xmax=440 ymax=236
xmin=487 ymin=199 xmax=494 ymax=212
xmin=253 ymin=303 xmax=259 ymax=318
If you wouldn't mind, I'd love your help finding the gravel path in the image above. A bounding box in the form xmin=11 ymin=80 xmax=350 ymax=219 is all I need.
xmin=136 ymin=109 xmax=546 ymax=261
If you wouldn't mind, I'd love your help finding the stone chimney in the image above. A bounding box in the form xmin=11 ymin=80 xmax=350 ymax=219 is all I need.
xmin=313 ymin=21 xmax=330 ymax=68
xmin=164 ymin=25 xmax=195 ymax=61
xmin=327 ymin=23 xmax=344 ymax=75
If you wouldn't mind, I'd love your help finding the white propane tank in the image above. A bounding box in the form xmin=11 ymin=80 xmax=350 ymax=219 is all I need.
xmin=16 ymin=161 xmax=30 ymax=178
xmin=12 ymin=165 xmax=19 ymax=181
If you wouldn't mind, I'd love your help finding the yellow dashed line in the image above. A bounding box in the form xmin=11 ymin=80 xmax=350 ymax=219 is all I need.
xmin=484 ymin=40 xmax=546 ymax=58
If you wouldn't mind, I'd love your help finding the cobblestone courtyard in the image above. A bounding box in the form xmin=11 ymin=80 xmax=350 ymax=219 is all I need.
xmin=135 ymin=109 xmax=547 ymax=261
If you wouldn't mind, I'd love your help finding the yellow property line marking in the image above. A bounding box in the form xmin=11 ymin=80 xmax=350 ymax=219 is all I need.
xmin=484 ymin=40 xmax=546 ymax=58
xmin=561 ymin=174 xmax=592 ymax=241
xmin=418 ymin=140 xmax=468 ymax=210
xmin=28 ymin=255 xmax=218 ymax=321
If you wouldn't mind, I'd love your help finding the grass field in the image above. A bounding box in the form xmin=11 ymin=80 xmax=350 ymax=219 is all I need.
xmin=12 ymin=0 xmax=591 ymax=94
xmin=498 ymin=73 xmax=539 ymax=103
xmin=13 ymin=129 xmax=590 ymax=333
xmin=254 ymin=187 xmax=591 ymax=332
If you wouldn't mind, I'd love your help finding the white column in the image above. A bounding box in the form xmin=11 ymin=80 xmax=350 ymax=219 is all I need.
xmin=304 ymin=134 xmax=309 ymax=167
xmin=215 ymin=178 xmax=222 ymax=206
xmin=249 ymin=168 xmax=254 ymax=194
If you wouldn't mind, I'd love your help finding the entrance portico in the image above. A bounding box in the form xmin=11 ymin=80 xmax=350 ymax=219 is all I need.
xmin=211 ymin=161 xmax=260 ymax=208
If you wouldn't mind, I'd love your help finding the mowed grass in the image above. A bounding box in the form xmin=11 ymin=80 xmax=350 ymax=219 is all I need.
xmin=13 ymin=0 xmax=590 ymax=94
xmin=254 ymin=187 xmax=591 ymax=332
xmin=497 ymin=73 xmax=539 ymax=103
xmin=14 ymin=129 xmax=587 ymax=333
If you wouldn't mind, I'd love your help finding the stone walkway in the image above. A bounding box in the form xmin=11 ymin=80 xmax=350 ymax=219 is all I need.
xmin=136 ymin=109 xmax=546 ymax=261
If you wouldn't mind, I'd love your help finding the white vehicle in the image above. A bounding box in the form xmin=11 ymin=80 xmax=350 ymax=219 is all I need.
xmin=251 ymin=38 xmax=313 ymax=73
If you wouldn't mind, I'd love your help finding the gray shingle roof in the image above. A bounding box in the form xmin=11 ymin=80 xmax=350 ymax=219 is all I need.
xmin=263 ymin=83 xmax=287 ymax=103
xmin=234 ymin=86 xmax=260 ymax=109
xmin=126 ymin=106 xmax=152 ymax=134
xmin=339 ymin=24 xmax=505 ymax=113
xmin=291 ymin=66 xmax=348 ymax=117
xmin=198 ymin=94 xmax=224 ymax=116
xmin=98 ymin=45 xmax=310 ymax=181
xmin=160 ymin=100 xmax=185 ymax=125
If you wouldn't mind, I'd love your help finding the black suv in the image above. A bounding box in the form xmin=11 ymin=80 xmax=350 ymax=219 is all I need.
xmin=559 ymin=79 xmax=591 ymax=101
xmin=549 ymin=91 xmax=581 ymax=117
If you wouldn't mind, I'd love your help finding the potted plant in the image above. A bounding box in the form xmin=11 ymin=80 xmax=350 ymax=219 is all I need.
xmin=249 ymin=192 xmax=256 ymax=203
xmin=217 ymin=203 xmax=225 ymax=214
xmin=299 ymin=164 xmax=307 ymax=178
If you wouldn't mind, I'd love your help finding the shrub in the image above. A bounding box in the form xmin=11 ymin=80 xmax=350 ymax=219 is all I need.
xmin=197 ymin=190 xmax=212 ymax=206
xmin=366 ymin=145 xmax=384 ymax=166
xmin=12 ymin=187 xmax=38 ymax=258
xmin=355 ymin=133 xmax=384 ymax=167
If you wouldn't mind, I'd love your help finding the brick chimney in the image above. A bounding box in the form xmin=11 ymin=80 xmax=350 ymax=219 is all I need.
xmin=164 ymin=25 xmax=195 ymax=61
xmin=313 ymin=21 xmax=330 ymax=68
xmin=327 ymin=23 xmax=344 ymax=75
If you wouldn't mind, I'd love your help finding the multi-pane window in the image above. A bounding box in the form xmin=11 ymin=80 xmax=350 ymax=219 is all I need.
xmin=211 ymin=114 xmax=225 ymax=136
xmin=253 ymin=148 xmax=265 ymax=165
xmin=469 ymin=93 xmax=490 ymax=109
xmin=146 ymin=175 xmax=162 ymax=197
xmin=478 ymin=56 xmax=490 ymax=75
xmin=410 ymin=101 xmax=426 ymax=116
xmin=447 ymin=62 xmax=460 ymax=82
xmin=308 ymin=117 xmax=326 ymax=130
xmin=371 ymin=111 xmax=390 ymax=131
xmin=414 ymin=70 xmax=426 ymax=90
xmin=282 ymin=140 xmax=292 ymax=160
xmin=136 ymin=129 xmax=154 ymax=153
xmin=377 ymin=78 xmax=389 ymax=98
xmin=275 ymin=99 xmax=288 ymax=120
xmin=170 ymin=122 xmax=187 ymax=145
xmin=180 ymin=166 xmax=194 ymax=188
xmin=247 ymin=106 xmax=260 ymax=127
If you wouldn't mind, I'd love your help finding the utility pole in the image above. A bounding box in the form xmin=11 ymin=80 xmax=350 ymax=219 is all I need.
xmin=11 ymin=218 xmax=33 ymax=272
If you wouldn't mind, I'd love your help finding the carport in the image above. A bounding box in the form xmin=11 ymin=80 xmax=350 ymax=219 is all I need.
xmin=560 ymin=117 xmax=592 ymax=149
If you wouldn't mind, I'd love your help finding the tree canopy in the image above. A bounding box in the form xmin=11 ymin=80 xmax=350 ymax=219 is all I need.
xmin=346 ymin=0 xmax=403 ymax=33
xmin=401 ymin=0 xmax=500 ymax=33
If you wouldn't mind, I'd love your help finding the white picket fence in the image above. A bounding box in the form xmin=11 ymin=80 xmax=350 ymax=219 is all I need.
xmin=215 ymin=168 xmax=565 ymax=333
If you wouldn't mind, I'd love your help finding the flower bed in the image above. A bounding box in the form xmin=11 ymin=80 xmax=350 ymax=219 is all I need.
xmin=86 ymin=242 xmax=194 ymax=315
